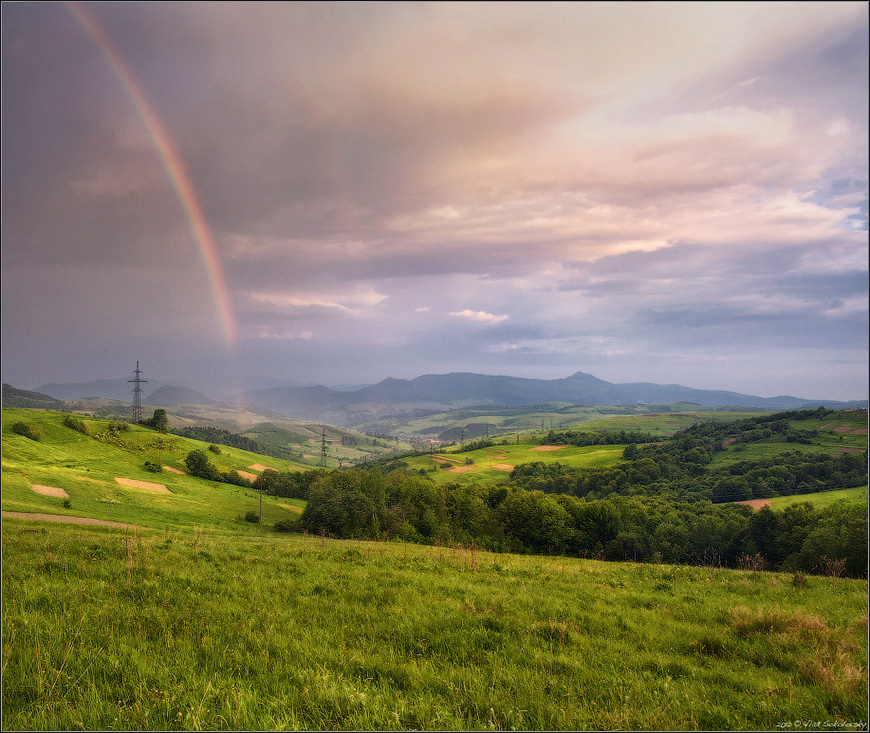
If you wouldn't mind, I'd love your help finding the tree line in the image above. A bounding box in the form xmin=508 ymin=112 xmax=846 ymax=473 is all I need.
xmin=293 ymin=467 xmax=865 ymax=578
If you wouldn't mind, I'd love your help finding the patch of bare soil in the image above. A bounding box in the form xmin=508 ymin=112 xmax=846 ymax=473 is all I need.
xmin=236 ymin=470 xmax=258 ymax=482
xmin=833 ymin=426 xmax=854 ymax=433
xmin=2 ymin=511 xmax=139 ymax=529
xmin=436 ymin=455 xmax=463 ymax=463
xmin=114 ymin=477 xmax=171 ymax=493
xmin=162 ymin=466 xmax=185 ymax=474
xmin=736 ymin=499 xmax=772 ymax=510
xmin=247 ymin=464 xmax=274 ymax=472
xmin=447 ymin=466 xmax=476 ymax=473
xmin=531 ymin=445 xmax=567 ymax=451
xmin=31 ymin=484 xmax=69 ymax=498
xmin=850 ymin=428 xmax=867 ymax=435
xmin=492 ymin=464 xmax=515 ymax=471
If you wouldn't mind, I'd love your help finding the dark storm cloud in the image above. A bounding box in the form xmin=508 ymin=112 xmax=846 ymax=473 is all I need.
xmin=1 ymin=2 xmax=867 ymax=399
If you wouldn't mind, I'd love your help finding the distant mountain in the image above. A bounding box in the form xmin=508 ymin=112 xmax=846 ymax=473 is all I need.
xmin=2 ymin=384 xmax=68 ymax=411
xmin=146 ymin=385 xmax=215 ymax=405
xmin=37 ymin=377 xmax=169 ymax=402
xmin=236 ymin=370 xmax=867 ymax=425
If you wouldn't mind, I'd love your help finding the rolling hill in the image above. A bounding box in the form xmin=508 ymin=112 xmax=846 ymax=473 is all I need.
xmin=236 ymin=371 xmax=867 ymax=425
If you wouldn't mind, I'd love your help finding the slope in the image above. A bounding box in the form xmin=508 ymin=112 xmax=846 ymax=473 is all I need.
xmin=1 ymin=408 xmax=306 ymax=532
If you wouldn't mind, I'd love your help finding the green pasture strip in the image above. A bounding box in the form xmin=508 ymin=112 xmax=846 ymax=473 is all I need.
xmin=1 ymin=408 xmax=305 ymax=532
xmin=405 ymin=444 xmax=626 ymax=486
xmin=2 ymin=521 xmax=867 ymax=731
xmin=767 ymin=487 xmax=868 ymax=511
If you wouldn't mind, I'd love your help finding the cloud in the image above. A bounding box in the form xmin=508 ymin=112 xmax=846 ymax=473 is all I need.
xmin=450 ymin=310 xmax=510 ymax=325
xmin=1 ymin=2 xmax=866 ymax=400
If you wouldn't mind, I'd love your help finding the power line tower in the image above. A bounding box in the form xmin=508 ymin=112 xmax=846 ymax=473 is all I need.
xmin=128 ymin=361 xmax=147 ymax=423
xmin=320 ymin=426 xmax=328 ymax=468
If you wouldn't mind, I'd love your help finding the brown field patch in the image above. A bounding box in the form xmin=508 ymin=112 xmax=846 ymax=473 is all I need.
xmin=162 ymin=466 xmax=185 ymax=474
xmin=492 ymin=464 xmax=515 ymax=471
xmin=114 ymin=477 xmax=171 ymax=493
xmin=850 ymin=428 xmax=867 ymax=435
xmin=530 ymin=445 xmax=567 ymax=451
xmin=436 ymin=455 xmax=463 ymax=463
xmin=31 ymin=484 xmax=69 ymax=498
xmin=833 ymin=426 xmax=853 ymax=433
xmin=247 ymin=463 xmax=275 ymax=472
xmin=736 ymin=498 xmax=772 ymax=511
xmin=236 ymin=470 xmax=259 ymax=482
xmin=447 ymin=466 xmax=476 ymax=473
xmin=2 ymin=511 xmax=139 ymax=529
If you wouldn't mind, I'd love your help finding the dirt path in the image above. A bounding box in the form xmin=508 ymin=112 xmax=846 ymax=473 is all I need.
xmin=2 ymin=511 xmax=140 ymax=529
xmin=736 ymin=499 xmax=773 ymax=510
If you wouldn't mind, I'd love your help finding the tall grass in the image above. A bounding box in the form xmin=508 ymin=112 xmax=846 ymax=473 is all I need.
xmin=3 ymin=519 xmax=867 ymax=731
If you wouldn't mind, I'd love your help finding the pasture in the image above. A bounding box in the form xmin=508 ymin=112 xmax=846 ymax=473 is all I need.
xmin=2 ymin=519 xmax=867 ymax=731
xmin=404 ymin=441 xmax=626 ymax=487
xmin=1 ymin=408 xmax=304 ymax=532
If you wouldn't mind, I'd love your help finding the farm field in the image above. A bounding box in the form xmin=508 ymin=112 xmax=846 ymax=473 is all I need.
xmin=1 ymin=408 xmax=304 ymax=532
xmin=367 ymin=405 xmax=765 ymax=441
xmin=767 ymin=486 xmax=868 ymax=511
xmin=404 ymin=441 xmax=626 ymax=487
xmin=2 ymin=519 xmax=867 ymax=731
xmin=711 ymin=410 xmax=867 ymax=467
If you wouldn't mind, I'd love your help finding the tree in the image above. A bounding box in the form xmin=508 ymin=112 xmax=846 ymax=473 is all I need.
xmin=185 ymin=449 xmax=220 ymax=481
xmin=144 ymin=409 xmax=168 ymax=432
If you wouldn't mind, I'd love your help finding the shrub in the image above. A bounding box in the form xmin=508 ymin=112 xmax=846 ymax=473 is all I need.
xmin=208 ymin=444 xmax=222 ymax=454
xmin=274 ymin=518 xmax=300 ymax=533
xmin=62 ymin=499 xmax=71 ymax=510
xmin=63 ymin=416 xmax=90 ymax=435
xmin=245 ymin=511 xmax=260 ymax=524
xmin=110 ymin=421 xmax=130 ymax=432
xmin=144 ymin=461 xmax=163 ymax=473
xmin=11 ymin=422 xmax=39 ymax=441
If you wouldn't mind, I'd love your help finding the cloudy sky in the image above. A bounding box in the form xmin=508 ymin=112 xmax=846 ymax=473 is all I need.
xmin=2 ymin=1 xmax=867 ymax=400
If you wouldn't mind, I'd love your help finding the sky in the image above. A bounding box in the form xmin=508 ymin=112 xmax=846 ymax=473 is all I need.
xmin=2 ymin=1 xmax=868 ymax=401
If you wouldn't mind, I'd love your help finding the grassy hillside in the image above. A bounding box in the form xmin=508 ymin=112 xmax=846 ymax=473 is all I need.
xmin=402 ymin=439 xmax=626 ymax=487
xmin=767 ymin=486 xmax=868 ymax=511
xmin=2 ymin=520 xmax=866 ymax=731
xmin=358 ymin=404 xmax=765 ymax=440
xmin=1 ymin=408 xmax=305 ymax=532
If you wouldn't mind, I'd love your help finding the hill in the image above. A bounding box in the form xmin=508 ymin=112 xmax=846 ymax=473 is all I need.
xmin=1 ymin=384 xmax=68 ymax=411
xmin=146 ymin=385 xmax=215 ymax=405
xmin=1 ymin=408 xmax=306 ymax=531
xmin=237 ymin=371 xmax=867 ymax=425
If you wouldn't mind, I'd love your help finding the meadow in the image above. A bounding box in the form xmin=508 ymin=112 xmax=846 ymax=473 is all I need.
xmin=1 ymin=408 xmax=303 ymax=532
xmin=2 ymin=519 xmax=867 ymax=731
xmin=767 ymin=486 xmax=868 ymax=511
xmin=404 ymin=441 xmax=626 ymax=487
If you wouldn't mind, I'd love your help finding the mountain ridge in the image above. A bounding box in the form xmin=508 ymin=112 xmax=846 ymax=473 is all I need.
xmin=32 ymin=370 xmax=867 ymax=425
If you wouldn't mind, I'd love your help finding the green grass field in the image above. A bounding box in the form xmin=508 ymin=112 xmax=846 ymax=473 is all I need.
xmin=767 ymin=486 xmax=868 ymax=511
xmin=404 ymin=441 xmax=626 ymax=486
xmin=2 ymin=519 xmax=867 ymax=731
xmin=1 ymin=408 xmax=304 ymax=532
xmin=3 ymin=406 xmax=868 ymax=730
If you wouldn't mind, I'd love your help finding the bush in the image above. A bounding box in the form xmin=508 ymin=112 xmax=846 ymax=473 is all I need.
xmin=208 ymin=444 xmax=222 ymax=454
xmin=144 ymin=461 xmax=163 ymax=473
xmin=245 ymin=511 xmax=260 ymax=524
xmin=274 ymin=518 xmax=300 ymax=533
xmin=110 ymin=421 xmax=130 ymax=432
xmin=11 ymin=422 xmax=39 ymax=441
xmin=63 ymin=416 xmax=90 ymax=435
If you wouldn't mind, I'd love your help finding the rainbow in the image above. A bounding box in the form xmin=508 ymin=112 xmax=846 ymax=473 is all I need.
xmin=67 ymin=2 xmax=237 ymax=347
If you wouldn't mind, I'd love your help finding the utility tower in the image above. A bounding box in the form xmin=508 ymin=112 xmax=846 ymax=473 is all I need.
xmin=128 ymin=361 xmax=147 ymax=423
xmin=320 ymin=427 xmax=328 ymax=468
